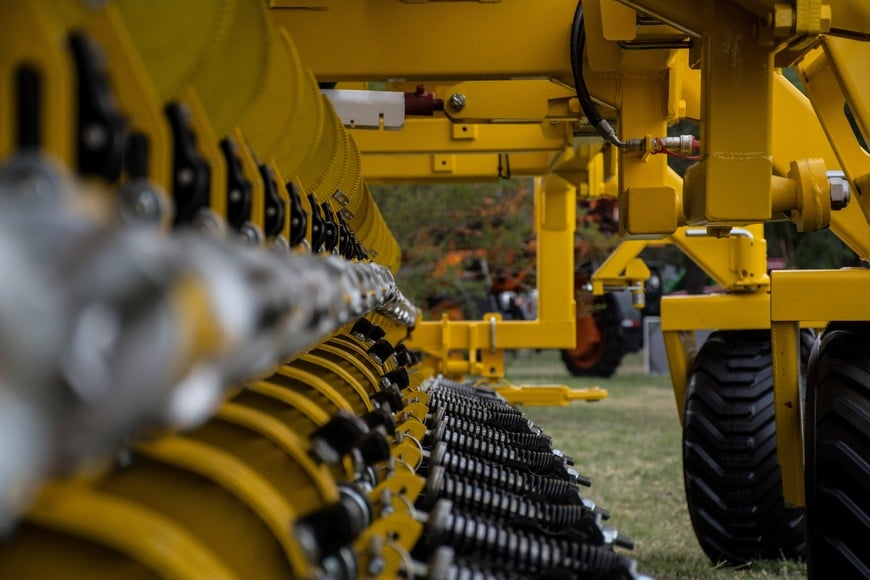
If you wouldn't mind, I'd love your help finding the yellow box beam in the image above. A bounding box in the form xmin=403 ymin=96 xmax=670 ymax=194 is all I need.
xmin=362 ymin=152 xmax=557 ymax=183
xmin=770 ymin=269 xmax=870 ymax=322
xmin=661 ymin=292 xmax=773 ymax=332
xmin=351 ymin=117 xmax=571 ymax=155
xmin=384 ymin=79 xmax=579 ymax=123
xmin=270 ymin=1 xmax=577 ymax=82
xmin=684 ymin=1 xmax=775 ymax=224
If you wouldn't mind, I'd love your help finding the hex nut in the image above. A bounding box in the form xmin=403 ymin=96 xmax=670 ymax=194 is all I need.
xmin=829 ymin=176 xmax=851 ymax=210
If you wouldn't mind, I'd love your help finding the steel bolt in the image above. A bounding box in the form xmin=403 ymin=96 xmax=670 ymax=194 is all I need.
xmin=448 ymin=93 xmax=466 ymax=112
xmin=631 ymin=290 xmax=646 ymax=309
xmin=769 ymin=5 xmax=794 ymax=37
xmin=828 ymin=172 xmax=851 ymax=210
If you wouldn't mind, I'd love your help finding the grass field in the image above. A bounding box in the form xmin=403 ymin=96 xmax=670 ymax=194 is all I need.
xmin=504 ymin=350 xmax=807 ymax=580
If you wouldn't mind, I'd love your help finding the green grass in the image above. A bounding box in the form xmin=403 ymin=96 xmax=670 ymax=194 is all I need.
xmin=504 ymin=351 xmax=807 ymax=580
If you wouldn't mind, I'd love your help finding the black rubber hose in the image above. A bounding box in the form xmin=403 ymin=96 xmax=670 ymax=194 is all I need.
xmin=570 ymin=2 xmax=626 ymax=147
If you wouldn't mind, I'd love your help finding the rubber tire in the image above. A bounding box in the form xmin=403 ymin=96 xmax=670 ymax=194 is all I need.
xmin=560 ymin=314 xmax=624 ymax=379
xmin=682 ymin=330 xmax=809 ymax=564
xmin=805 ymin=323 xmax=870 ymax=579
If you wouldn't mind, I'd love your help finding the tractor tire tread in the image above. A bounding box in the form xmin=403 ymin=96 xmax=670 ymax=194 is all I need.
xmin=806 ymin=324 xmax=870 ymax=579
xmin=683 ymin=330 xmax=806 ymax=564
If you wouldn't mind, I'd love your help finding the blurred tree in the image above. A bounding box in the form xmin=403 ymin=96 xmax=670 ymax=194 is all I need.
xmin=765 ymin=221 xmax=861 ymax=269
xmin=371 ymin=180 xmax=536 ymax=318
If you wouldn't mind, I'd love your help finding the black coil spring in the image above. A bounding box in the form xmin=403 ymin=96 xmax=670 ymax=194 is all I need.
xmin=433 ymin=415 xmax=552 ymax=451
xmin=434 ymin=428 xmax=517 ymax=463
xmin=429 ymin=506 xmax=633 ymax=578
xmin=435 ymin=450 xmax=581 ymax=503
xmin=428 ymin=390 xmax=523 ymax=415
xmin=441 ymin=563 xmax=506 ymax=580
xmin=432 ymin=429 xmax=567 ymax=477
xmin=427 ymin=399 xmax=532 ymax=433
xmin=432 ymin=472 xmax=594 ymax=532
xmin=429 ymin=379 xmax=501 ymax=400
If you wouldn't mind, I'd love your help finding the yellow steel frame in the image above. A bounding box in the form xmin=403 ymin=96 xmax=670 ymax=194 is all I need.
xmin=407 ymin=174 xmax=577 ymax=374
xmin=362 ymin=152 xmax=558 ymax=183
xmin=493 ymin=385 xmax=608 ymax=406
xmin=271 ymin=2 xmax=578 ymax=82
xmin=353 ymin=117 xmax=572 ymax=155
xmin=656 ymin=34 xmax=870 ymax=506
xmin=382 ymin=79 xmax=581 ymax=123
xmin=7 ymin=3 xmax=870 ymax=573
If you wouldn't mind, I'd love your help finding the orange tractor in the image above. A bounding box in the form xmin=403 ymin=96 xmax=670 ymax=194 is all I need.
xmin=427 ymin=199 xmax=656 ymax=377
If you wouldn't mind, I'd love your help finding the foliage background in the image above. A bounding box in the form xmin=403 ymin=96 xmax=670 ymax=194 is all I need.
xmin=371 ymin=180 xmax=536 ymax=318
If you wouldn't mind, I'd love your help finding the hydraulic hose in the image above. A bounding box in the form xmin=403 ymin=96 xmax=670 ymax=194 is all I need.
xmin=570 ymin=2 xmax=627 ymax=148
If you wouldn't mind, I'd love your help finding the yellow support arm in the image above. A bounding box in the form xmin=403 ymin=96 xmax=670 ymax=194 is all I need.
xmin=492 ymin=385 xmax=608 ymax=406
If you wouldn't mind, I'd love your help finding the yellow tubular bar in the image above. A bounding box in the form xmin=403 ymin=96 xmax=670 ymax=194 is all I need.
xmin=492 ymin=385 xmax=608 ymax=406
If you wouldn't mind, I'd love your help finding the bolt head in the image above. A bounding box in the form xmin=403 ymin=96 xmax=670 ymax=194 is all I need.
xmin=771 ymin=5 xmax=794 ymax=37
xmin=829 ymin=177 xmax=851 ymax=210
xmin=448 ymin=93 xmax=466 ymax=112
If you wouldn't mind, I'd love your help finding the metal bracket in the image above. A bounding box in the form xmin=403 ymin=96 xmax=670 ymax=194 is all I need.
xmin=321 ymin=89 xmax=405 ymax=129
